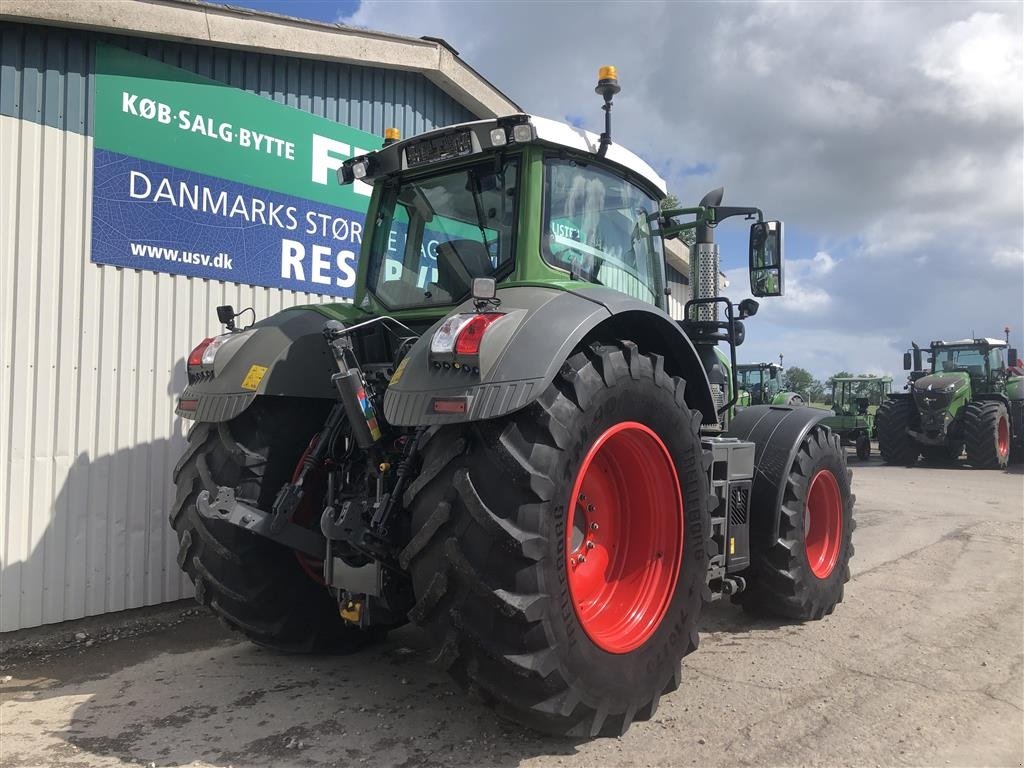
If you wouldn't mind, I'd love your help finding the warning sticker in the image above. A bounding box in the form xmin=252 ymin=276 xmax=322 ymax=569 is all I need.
xmin=390 ymin=356 xmax=411 ymax=385
xmin=241 ymin=364 xmax=269 ymax=391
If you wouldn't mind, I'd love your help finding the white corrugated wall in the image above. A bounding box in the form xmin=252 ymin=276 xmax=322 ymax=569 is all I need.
xmin=0 ymin=19 xmax=480 ymax=632
xmin=0 ymin=114 xmax=338 ymax=632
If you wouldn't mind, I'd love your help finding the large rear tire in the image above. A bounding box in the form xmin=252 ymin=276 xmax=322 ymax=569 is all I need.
xmin=963 ymin=401 xmax=1010 ymax=469
xmin=171 ymin=398 xmax=381 ymax=652
xmin=876 ymin=398 xmax=919 ymax=466
xmin=401 ymin=341 xmax=711 ymax=737
xmin=739 ymin=426 xmax=854 ymax=620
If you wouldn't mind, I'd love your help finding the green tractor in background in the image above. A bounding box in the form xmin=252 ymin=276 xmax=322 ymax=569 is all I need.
xmin=876 ymin=337 xmax=1023 ymax=468
xmin=736 ymin=362 xmax=803 ymax=406
xmin=820 ymin=376 xmax=892 ymax=461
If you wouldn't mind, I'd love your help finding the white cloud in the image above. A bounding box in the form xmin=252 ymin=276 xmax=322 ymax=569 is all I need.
xmin=340 ymin=0 xmax=1024 ymax=380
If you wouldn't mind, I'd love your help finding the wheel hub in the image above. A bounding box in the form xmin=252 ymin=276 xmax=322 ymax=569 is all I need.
xmin=804 ymin=469 xmax=843 ymax=579
xmin=565 ymin=422 xmax=683 ymax=654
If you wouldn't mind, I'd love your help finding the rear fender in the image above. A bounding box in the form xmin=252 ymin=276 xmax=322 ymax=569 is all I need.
xmin=176 ymin=306 xmax=363 ymax=422
xmin=725 ymin=404 xmax=831 ymax=551
xmin=383 ymin=284 xmax=717 ymax=426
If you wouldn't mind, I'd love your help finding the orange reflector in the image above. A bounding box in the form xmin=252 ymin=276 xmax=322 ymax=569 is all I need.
xmin=178 ymin=398 xmax=199 ymax=411
xmin=431 ymin=398 xmax=468 ymax=414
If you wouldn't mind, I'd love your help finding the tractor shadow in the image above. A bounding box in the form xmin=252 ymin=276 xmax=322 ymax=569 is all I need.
xmin=8 ymin=597 xmax=803 ymax=767
xmin=7 ymin=617 xmax=584 ymax=768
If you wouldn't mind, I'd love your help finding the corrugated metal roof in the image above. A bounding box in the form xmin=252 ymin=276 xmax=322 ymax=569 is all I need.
xmin=0 ymin=21 xmax=475 ymax=137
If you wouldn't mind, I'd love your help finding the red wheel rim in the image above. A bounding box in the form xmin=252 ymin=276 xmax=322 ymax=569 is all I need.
xmin=565 ymin=422 xmax=683 ymax=654
xmin=997 ymin=416 xmax=1009 ymax=458
xmin=804 ymin=469 xmax=842 ymax=579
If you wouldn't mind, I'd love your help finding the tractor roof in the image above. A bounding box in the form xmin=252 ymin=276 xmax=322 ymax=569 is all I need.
xmin=738 ymin=362 xmax=781 ymax=370
xmin=931 ymin=338 xmax=1006 ymax=348
xmin=347 ymin=114 xmax=667 ymax=195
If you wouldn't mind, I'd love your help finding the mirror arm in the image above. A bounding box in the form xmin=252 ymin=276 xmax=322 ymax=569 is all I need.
xmin=709 ymin=206 xmax=763 ymax=224
xmin=649 ymin=206 xmax=709 ymax=240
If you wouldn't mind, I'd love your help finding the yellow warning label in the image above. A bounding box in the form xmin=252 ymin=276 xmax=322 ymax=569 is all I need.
xmin=729 ymin=537 xmax=736 ymax=555
xmin=390 ymin=356 xmax=410 ymax=385
xmin=241 ymin=364 xmax=268 ymax=391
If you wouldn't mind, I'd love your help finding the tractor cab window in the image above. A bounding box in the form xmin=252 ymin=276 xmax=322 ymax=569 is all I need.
xmin=990 ymin=348 xmax=1005 ymax=373
xmin=367 ymin=158 xmax=519 ymax=309
xmin=542 ymin=157 xmax=664 ymax=305
xmin=933 ymin=347 xmax=986 ymax=377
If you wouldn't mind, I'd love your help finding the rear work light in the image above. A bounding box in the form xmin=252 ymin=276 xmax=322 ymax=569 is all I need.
xmin=430 ymin=313 xmax=504 ymax=363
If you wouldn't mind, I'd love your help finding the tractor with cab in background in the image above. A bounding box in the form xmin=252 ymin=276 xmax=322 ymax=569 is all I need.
xmin=736 ymin=362 xmax=803 ymax=407
xmin=819 ymin=376 xmax=892 ymax=461
xmin=876 ymin=337 xmax=1022 ymax=468
xmin=171 ymin=67 xmax=855 ymax=737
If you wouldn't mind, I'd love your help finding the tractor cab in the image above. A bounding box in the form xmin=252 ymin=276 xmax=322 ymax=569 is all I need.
xmin=737 ymin=363 xmax=781 ymax=406
xmin=821 ymin=376 xmax=893 ymax=460
xmin=831 ymin=377 xmax=892 ymax=417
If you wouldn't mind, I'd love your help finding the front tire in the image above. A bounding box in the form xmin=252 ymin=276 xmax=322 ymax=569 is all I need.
xmin=963 ymin=401 xmax=1011 ymax=469
xmin=855 ymin=434 xmax=871 ymax=461
xmin=739 ymin=426 xmax=855 ymax=620
xmin=876 ymin=398 xmax=919 ymax=466
xmin=402 ymin=341 xmax=711 ymax=737
xmin=171 ymin=399 xmax=380 ymax=653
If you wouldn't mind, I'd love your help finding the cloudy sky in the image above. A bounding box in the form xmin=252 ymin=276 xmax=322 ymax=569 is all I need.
xmin=223 ymin=0 xmax=1022 ymax=383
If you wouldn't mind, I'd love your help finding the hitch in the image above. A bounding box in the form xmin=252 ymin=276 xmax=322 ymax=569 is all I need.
xmin=197 ymin=486 xmax=326 ymax=559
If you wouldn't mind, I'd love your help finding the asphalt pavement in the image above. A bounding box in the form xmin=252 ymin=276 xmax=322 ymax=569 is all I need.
xmin=2 ymin=456 xmax=1022 ymax=767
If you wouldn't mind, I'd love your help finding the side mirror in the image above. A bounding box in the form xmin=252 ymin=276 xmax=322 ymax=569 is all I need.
xmin=749 ymin=220 xmax=784 ymax=297
xmin=1010 ymin=348 xmax=1019 ymax=367
xmin=903 ymin=352 xmax=912 ymax=371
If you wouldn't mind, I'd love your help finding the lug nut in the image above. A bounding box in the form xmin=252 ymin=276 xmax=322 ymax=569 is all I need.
xmin=586 ymin=541 xmax=595 ymax=550
xmin=590 ymin=522 xmax=599 ymax=531
xmin=578 ymin=555 xmax=586 ymax=564
xmin=578 ymin=493 xmax=586 ymax=503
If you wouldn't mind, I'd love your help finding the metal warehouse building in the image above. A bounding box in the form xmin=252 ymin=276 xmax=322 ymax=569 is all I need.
xmin=0 ymin=0 xmax=520 ymax=632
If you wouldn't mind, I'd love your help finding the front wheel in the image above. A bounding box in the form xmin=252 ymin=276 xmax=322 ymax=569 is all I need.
xmin=855 ymin=434 xmax=871 ymax=461
xmin=402 ymin=341 xmax=711 ymax=737
xmin=876 ymin=398 xmax=919 ymax=466
xmin=739 ymin=426 xmax=855 ymax=620
xmin=964 ymin=401 xmax=1011 ymax=469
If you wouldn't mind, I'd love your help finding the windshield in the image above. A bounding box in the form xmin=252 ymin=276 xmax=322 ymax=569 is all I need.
xmin=542 ymin=157 xmax=664 ymax=304
xmin=931 ymin=346 xmax=987 ymax=376
xmin=367 ymin=158 xmax=519 ymax=309
xmin=739 ymin=368 xmax=765 ymax=392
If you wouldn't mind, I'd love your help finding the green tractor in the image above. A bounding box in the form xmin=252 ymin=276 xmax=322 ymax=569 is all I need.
xmin=171 ymin=69 xmax=854 ymax=737
xmin=736 ymin=362 xmax=803 ymax=406
xmin=820 ymin=376 xmax=892 ymax=460
xmin=876 ymin=337 xmax=1022 ymax=468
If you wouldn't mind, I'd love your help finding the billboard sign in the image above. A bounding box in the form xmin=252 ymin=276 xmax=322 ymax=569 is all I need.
xmin=91 ymin=43 xmax=382 ymax=297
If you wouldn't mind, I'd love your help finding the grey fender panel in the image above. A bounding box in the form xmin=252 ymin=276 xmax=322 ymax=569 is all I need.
xmin=725 ymin=404 xmax=830 ymax=549
xmin=383 ymin=285 xmax=715 ymax=426
xmin=177 ymin=308 xmax=349 ymax=422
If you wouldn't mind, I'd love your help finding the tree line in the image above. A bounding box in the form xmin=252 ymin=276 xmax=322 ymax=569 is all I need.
xmin=781 ymin=367 xmax=889 ymax=405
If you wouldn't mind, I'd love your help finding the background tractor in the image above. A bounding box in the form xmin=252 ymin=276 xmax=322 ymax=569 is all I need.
xmin=876 ymin=337 xmax=1022 ymax=468
xmin=171 ymin=69 xmax=855 ymax=737
xmin=736 ymin=362 xmax=803 ymax=406
xmin=820 ymin=376 xmax=892 ymax=460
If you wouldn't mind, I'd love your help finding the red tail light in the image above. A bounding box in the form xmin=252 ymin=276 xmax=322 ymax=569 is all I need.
xmin=454 ymin=314 xmax=503 ymax=356
xmin=187 ymin=337 xmax=215 ymax=367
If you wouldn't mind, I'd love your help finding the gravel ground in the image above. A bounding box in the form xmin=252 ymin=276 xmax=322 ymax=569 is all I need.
xmin=2 ymin=457 xmax=1022 ymax=768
